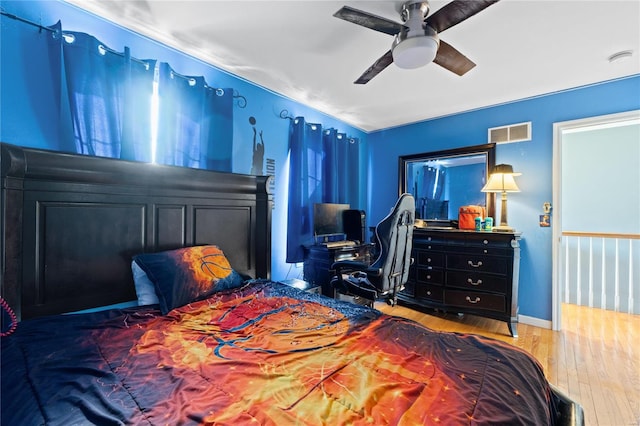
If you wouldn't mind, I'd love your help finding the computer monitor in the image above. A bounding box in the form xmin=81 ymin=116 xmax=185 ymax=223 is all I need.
xmin=313 ymin=203 xmax=350 ymax=238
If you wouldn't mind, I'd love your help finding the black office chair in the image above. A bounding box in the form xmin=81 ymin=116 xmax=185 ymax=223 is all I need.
xmin=331 ymin=193 xmax=415 ymax=307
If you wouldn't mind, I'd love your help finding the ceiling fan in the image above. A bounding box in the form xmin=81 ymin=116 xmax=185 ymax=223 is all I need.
xmin=333 ymin=0 xmax=499 ymax=84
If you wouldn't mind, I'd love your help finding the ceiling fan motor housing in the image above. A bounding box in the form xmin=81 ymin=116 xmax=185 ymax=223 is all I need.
xmin=400 ymin=0 xmax=430 ymax=22
xmin=392 ymin=1 xmax=440 ymax=69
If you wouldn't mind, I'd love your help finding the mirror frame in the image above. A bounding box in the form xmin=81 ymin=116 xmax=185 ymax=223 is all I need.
xmin=398 ymin=143 xmax=496 ymax=224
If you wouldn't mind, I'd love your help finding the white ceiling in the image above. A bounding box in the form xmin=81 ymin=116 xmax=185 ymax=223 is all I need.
xmin=64 ymin=0 xmax=640 ymax=132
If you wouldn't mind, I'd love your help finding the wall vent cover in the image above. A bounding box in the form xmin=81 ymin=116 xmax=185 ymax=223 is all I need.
xmin=488 ymin=122 xmax=532 ymax=144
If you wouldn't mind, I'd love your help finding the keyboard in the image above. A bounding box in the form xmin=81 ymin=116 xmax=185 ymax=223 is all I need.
xmin=325 ymin=240 xmax=357 ymax=249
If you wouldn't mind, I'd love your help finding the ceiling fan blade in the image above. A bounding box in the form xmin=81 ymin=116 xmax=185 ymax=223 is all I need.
xmin=334 ymin=6 xmax=404 ymax=36
xmin=433 ymin=40 xmax=476 ymax=76
xmin=426 ymin=0 xmax=499 ymax=33
xmin=354 ymin=50 xmax=394 ymax=84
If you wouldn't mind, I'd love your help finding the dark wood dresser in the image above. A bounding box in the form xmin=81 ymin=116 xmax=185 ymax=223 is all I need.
xmin=398 ymin=228 xmax=521 ymax=337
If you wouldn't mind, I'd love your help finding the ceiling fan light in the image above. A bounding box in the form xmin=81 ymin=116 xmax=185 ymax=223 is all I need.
xmin=392 ymin=35 xmax=439 ymax=69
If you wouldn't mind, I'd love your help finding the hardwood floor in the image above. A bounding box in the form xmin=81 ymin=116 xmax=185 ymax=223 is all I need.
xmin=375 ymin=302 xmax=640 ymax=426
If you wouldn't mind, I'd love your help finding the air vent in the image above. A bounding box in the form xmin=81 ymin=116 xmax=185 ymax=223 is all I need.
xmin=488 ymin=122 xmax=532 ymax=144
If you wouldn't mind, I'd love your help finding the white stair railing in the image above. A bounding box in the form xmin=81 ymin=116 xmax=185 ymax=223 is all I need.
xmin=562 ymin=232 xmax=639 ymax=314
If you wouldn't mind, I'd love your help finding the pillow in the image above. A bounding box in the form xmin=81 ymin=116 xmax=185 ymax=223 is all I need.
xmin=131 ymin=260 xmax=160 ymax=306
xmin=133 ymin=245 xmax=244 ymax=314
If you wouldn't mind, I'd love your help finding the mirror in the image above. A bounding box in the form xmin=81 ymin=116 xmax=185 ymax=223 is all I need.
xmin=399 ymin=143 xmax=496 ymax=226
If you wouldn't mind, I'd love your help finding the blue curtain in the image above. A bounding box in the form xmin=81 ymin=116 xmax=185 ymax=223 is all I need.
xmin=322 ymin=129 xmax=360 ymax=205
xmin=60 ymin=31 xmax=155 ymax=161
xmin=46 ymin=22 xmax=75 ymax=153
xmin=155 ymin=63 xmax=233 ymax=171
xmin=53 ymin=27 xmax=233 ymax=170
xmin=286 ymin=117 xmax=363 ymax=263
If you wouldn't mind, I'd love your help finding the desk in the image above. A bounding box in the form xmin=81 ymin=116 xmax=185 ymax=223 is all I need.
xmin=303 ymin=243 xmax=373 ymax=297
xmin=279 ymin=278 xmax=322 ymax=295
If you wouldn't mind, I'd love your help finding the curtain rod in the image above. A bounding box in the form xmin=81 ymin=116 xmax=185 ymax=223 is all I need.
xmin=279 ymin=111 xmax=358 ymax=142
xmin=233 ymin=91 xmax=247 ymax=108
xmin=2 ymin=10 xmax=147 ymax=68
xmin=1 ymin=9 xmax=247 ymax=108
xmin=279 ymin=109 xmax=294 ymax=120
xmin=1 ymin=10 xmax=56 ymax=33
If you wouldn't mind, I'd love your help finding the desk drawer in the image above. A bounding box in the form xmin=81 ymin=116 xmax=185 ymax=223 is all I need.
xmin=334 ymin=250 xmax=365 ymax=262
xmin=446 ymin=254 xmax=509 ymax=275
xmin=445 ymin=290 xmax=505 ymax=313
xmin=416 ymin=284 xmax=444 ymax=303
xmin=446 ymin=271 xmax=507 ymax=293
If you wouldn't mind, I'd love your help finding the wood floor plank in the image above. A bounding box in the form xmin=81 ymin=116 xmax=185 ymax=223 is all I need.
xmin=376 ymin=302 xmax=640 ymax=426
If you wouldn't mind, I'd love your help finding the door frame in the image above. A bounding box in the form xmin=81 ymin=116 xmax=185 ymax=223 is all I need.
xmin=552 ymin=109 xmax=640 ymax=330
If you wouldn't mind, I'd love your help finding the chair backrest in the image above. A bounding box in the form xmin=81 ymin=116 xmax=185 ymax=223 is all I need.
xmin=370 ymin=193 xmax=415 ymax=293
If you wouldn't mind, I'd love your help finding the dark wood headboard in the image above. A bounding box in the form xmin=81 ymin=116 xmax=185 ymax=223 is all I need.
xmin=1 ymin=143 xmax=272 ymax=320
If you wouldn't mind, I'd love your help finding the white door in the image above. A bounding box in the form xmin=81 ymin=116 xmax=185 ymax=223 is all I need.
xmin=552 ymin=110 xmax=640 ymax=330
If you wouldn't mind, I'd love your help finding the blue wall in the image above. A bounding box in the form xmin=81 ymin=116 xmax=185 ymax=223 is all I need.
xmin=2 ymin=1 xmax=639 ymax=322
xmin=368 ymin=75 xmax=640 ymax=321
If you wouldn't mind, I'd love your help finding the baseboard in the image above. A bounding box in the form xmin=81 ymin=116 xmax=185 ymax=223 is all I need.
xmin=518 ymin=314 xmax=552 ymax=330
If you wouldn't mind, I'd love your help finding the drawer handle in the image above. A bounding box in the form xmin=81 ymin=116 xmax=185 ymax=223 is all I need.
xmin=468 ymin=260 xmax=483 ymax=268
xmin=467 ymin=278 xmax=483 ymax=286
xmin=426 ymin=275 xmax=431 ymax=280
xmin=466 ymin=296 xmax=481 ymax=304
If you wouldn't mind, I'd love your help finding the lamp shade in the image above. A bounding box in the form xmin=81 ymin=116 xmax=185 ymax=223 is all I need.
xmin=481 ymin=164 xmax=521 ymax=193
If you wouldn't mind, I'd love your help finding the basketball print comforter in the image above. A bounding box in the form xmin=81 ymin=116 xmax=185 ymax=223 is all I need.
xmin=1 ymin=280 xmax=558 ymax=425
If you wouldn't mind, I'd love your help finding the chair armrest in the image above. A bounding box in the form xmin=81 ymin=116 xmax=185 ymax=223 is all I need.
xmin=331 ymin=259 xmax=368 ymax=271
xmin=331 ymin=260 xmax=382 ymax=277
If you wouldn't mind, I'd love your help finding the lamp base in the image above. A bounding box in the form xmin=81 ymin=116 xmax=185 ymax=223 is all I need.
xmin=492 ymin=225 xmax=515 ymax=233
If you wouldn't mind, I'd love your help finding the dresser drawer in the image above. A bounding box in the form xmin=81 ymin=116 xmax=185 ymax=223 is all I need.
xmin=416 ymin=284 xmax=444 ymax=303
xmin=456 ymin=245 xmax=512 ymax=256
xmin=445 ymin=290 xmax=506 ymax=313
xmin=413 ymin=241 xmax=445 ymax=252
xmin=446 ymin=271 xmax=507 ymax=293
xmin=465 ymin=234 xmax=514 ymax=248
xmin=413 ymin=234 xmax=447 ymax=245
xmin=446 ymin=254 xmax=509 ymax=275
xmin=416 ymin=268 xmax=444 ymax=284
xmin=417 ymin=252 xmax=444 ymax=268
xmin=400 ymin=281 xmax=415 ymax=298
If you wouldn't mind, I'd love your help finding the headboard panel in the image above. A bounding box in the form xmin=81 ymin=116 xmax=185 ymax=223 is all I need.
xmin=1 ymin=143 xmax=272 ymax=320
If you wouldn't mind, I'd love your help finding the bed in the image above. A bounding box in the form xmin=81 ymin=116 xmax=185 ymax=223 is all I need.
xmin=1 ymin=143 xmax=583 ymax=425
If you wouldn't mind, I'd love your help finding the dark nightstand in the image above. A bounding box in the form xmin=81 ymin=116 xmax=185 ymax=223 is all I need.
xmin=278 ymin=278 xmax=322 ymax=295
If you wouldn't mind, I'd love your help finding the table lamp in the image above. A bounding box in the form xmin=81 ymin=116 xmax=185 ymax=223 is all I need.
xmin=481 ymin=164 xmax=521 ymax=232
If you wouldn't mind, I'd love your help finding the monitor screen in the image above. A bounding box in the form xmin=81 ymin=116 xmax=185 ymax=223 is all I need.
xmin=313 ymin=203 xmax=350 ymax=236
